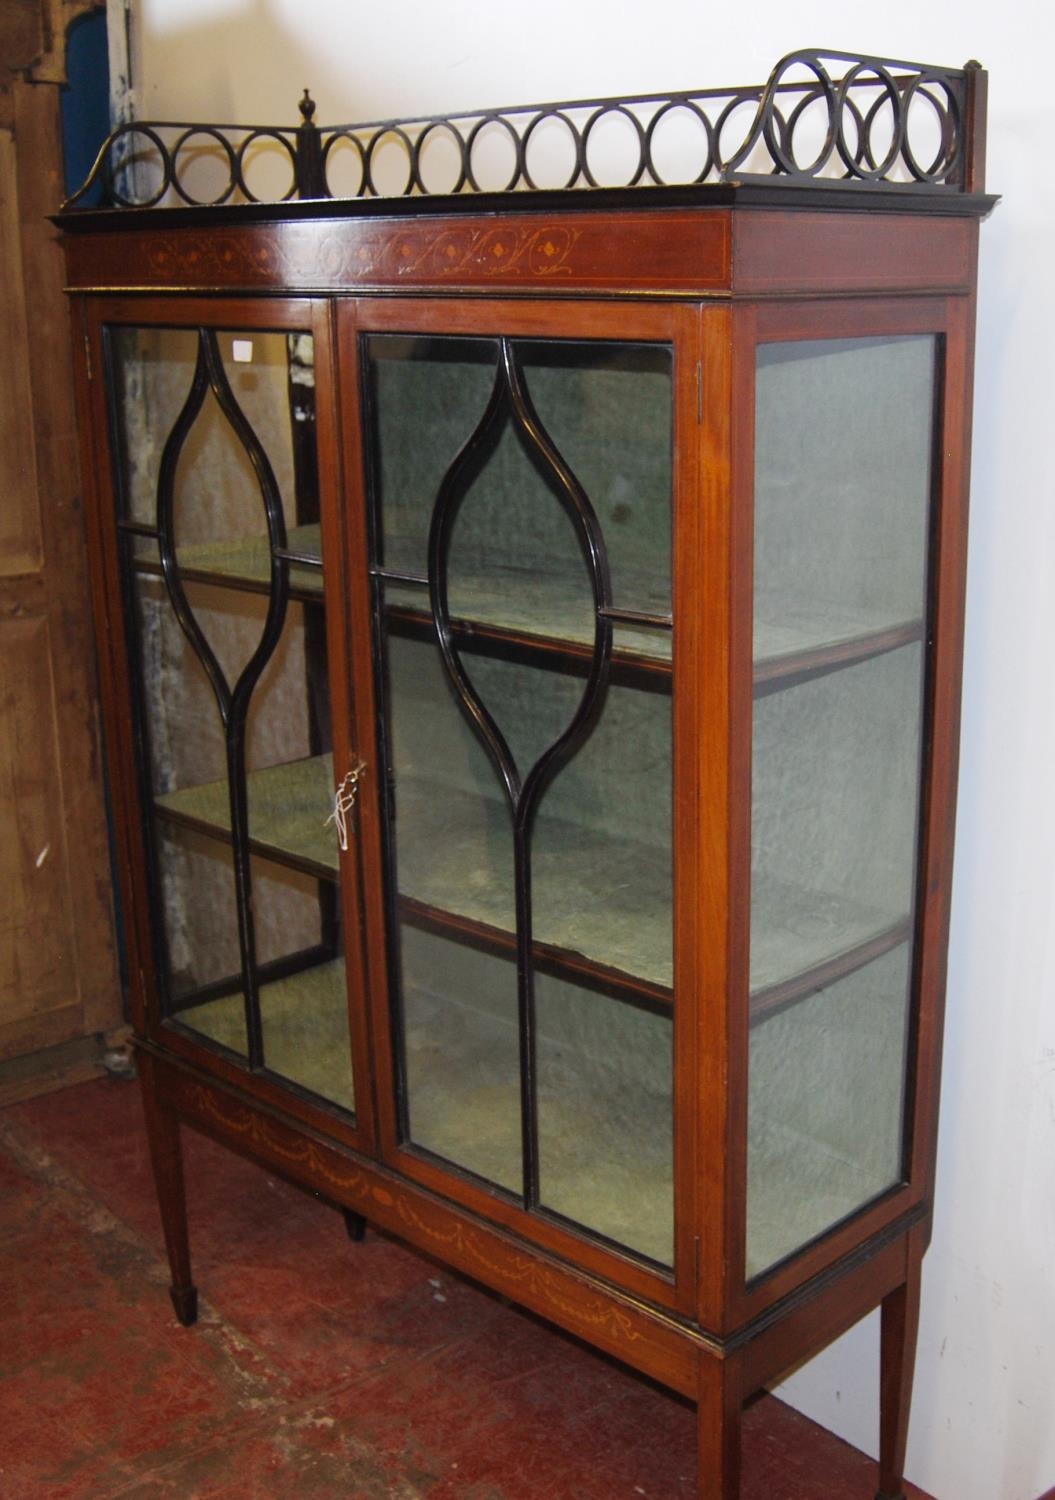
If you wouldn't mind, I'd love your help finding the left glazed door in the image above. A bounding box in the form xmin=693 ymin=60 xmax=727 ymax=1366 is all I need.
xmin=83 ymin=298 xmax=374 ymax=1148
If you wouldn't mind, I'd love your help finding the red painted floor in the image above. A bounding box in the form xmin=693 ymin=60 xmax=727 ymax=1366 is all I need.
xmin=0 ymin=1076 xmax=936 ymax=1499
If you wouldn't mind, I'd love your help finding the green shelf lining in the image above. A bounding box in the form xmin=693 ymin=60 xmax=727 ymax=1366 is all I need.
xmin=155 ymin=752 xmax=338 ymax=878
xmin=394 ymin=777 xmax=673 ymax=992
xmin=749 ymin=871 xmax=910 ymax=999
xmin=402 ymin=975 xmax=674 ymax=1266
xmin=754 ymin=598 xmax=925 ymax=686
xmin=131 ymin=522 xmax=325 ymax=599
xmin=129 ymin=525 xmax=924 ymax=693
xmin=154 ymin=750 xmax=913 ymax=1009
xmin=175 ymin=956 xmax=356 ymax=1113
xmin=382 ymin=559 xmax=672 ymax=665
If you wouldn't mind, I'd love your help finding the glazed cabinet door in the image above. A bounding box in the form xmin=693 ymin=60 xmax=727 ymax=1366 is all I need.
xmin=81 ymin=298 xmax=374 ymax=1148
xmin=342 ymin=300 xmax=698 ymax=1309
xmin=730 ymin=298 xmax=967 ymax=1318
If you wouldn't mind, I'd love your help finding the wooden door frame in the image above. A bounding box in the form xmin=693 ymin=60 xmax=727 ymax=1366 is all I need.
xmin=74 ymin=293 xmax=378 ymax=1156
xmin=335 ymin=293 xmax=700 ymax=1315
xmin=0 ymin=0 xmax=121 ymax=1079
xmin=712 ymin=291 xmax=976 ymax=1334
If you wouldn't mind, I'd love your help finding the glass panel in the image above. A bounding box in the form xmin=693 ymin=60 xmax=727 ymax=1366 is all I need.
xmin=156 ymin=823 xmax=242 ymax=1020
xmin=366 ymin=332 xmax=674 ymax=1264
xmin=173 ymin=853 xmax=353 ymax=1111
xmin=368 ymin=335 xmax=673 ymax=654
xmin=368 ymin=336 xmax=496 ymax=578
xmin=519 ymin=341 xmax=672 ymax=617
xmin=132 ymin=572 xmax=227 ymax=800
xmin=531 ymin=657 xmax=671 ymax=988
xmin=536 ymin=978 xmax=673 ymax=1265
xmin=753 ymin=337 xmax=934 ymax=668
xmin=748 ymin=946 xmax=911 ymax=1278
xmin=751 ymin=645 xmax=924 ymax=994
xmin=110 ymin=323 xmax=355 ymax=1118
xmin=384 ymin=631 xmax=671 ymax=986
xmin=400 ymin=925 xmax=521 ymax=1192
xmin=385 ymin=630 xmax=517 ymax=936
xmin=111 ymin=326 xmax=198 ymax=529
xmin=748 ymin=335 xmax=936 ymax=1277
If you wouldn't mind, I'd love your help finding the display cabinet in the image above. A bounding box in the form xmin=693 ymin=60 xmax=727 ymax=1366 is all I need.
xmin=59 ymin=48 xmax=995 ymax=1498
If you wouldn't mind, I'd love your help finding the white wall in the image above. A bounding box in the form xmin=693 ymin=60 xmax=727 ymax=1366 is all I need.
xmin=129 ymin=4 xmax=1055 ymax=1497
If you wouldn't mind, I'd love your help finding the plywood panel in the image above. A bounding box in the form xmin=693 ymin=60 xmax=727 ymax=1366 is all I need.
xmin=0 ymin=614 xmax=77 ymax=1029
xmin=0 ymin=68 xmax=121 ymax=1071
xmin=0 ymin=127 xmax=42 ymax=576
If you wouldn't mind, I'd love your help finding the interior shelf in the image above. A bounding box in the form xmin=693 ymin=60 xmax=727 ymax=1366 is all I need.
xmin=397 ymin=777 xmax=916 ymax=1016
xmin=750 ymin=917 xmax=912 ymax=1025
xmin=155 ymin=753 xmax=911 ymax=1017
xmin=400 ymin=959 xmax=900 ymax=1279
xmin=393 ymin=776 xmax=674 ymax=996
xmin=746 ymin=1111 xmax=897 ymax=1280
xmin=399 ymin=895 xmax=672 ymax=1012
xmin=401 ymin=975 xmax=674 ymax=1266
xmin=379 ymin=562 xmax=673 ymax=669
xmin=127 ymin=526 xmax=922 ymax=694
xmin=404 ymin=972 xmax=901 ymax=1278
xmin=166 ymin=924 xmax=907 ymax=1278
xmin=754 ymin=601 xmax=924 ymax=690
xmin=173 ymin=956 xmax=356 ymax=1112
xmin=384 ymin=604 xmax=671 ymax=688
xmin=167 ymin=943 xmax=334 ymax=1013
xmin=750 ymin=872 xmax=910 ymax=1018
xmin=127 ymin=521 xmax=325 ymax=602
xmin=154 ymin=752 xmax=339 ymax=880
xmin=382 ymin=581 xmax=921 ymax=693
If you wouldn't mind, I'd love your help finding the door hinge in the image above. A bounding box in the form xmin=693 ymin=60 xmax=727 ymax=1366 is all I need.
xmin=695 ymin=360 xmax=702 ymax=424
xmin=84 ymin=331 xmax=93 ymax=382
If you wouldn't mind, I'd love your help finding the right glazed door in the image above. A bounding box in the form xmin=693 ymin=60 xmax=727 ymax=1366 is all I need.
xmin=746 ymin=325 xmax=939 ymax=1283
xmin=345 ymin=299 xmax=694 ymax=1306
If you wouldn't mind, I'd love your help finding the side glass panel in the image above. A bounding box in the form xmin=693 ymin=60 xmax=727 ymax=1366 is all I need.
xmin=365 ymin=332 xmax=674 ymax=1268
xmin=108 ymin=324 xmax=355 ymax=1116
xmin=747 ymin=335 xmax=937 ymax=1279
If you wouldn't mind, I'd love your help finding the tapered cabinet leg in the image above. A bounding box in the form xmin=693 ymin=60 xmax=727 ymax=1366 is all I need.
xmin=139 ymin=1054 xmax=198 ymax=1327
xmin=342 ymin=1207 xmax=367 ymax=1242
xmin=697 ymin=1350 xmax=743 ymax=1500
xmin=876 ymin=1241 xmax=923 ymax=1500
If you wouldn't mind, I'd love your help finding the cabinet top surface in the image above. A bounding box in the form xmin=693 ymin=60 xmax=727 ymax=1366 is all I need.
xmin=58 ymin=46 xmax=996 ymax=231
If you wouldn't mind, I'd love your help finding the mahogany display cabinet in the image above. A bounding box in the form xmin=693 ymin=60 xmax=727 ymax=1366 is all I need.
xmin=59 ymin=49 xmax=995 ymax=1498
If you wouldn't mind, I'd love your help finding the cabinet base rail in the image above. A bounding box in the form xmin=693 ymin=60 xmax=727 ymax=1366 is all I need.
xmin=141 ymin=1044 xmax=927 ymax=1499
